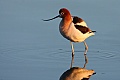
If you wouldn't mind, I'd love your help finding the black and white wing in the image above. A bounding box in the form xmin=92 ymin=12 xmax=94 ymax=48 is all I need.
xmin=73 ymin=16 xmax=96 ymax=34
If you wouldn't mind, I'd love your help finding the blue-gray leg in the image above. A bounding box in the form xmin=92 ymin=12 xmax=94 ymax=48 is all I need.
xmin=83 ymin=41 xmax=88 ymax=55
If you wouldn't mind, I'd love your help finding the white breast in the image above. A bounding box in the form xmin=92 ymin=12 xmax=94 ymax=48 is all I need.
xmin=59 ymin=21 xmax=94 ymax=42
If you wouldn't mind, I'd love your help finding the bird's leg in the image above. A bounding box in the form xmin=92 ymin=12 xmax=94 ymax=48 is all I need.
xmin=83 ymin=54 xmax=88 ymax=68
xmin=70 ymin=42 xmax=75 ymax=68
xmin=70 ymin=42 xmax=74 ymax=57
xmin=70 ymin=55 xmax=74 ymax=68
xmin=83 ymin=41 xmax=88 ymax=55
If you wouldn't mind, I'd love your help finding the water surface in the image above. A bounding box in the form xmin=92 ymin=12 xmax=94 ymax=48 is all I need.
xmin=0 ymin=0 xmax=120 ymax=80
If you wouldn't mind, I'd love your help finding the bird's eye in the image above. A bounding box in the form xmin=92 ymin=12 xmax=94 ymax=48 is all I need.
xmin=61 ymin=12 xmax=64 ymax=15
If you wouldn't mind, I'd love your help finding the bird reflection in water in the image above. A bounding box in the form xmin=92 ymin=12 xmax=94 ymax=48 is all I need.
xmin=60 ymin=55 xmax=96 ymax=80
xmin=70 ymin=54 xmax=88 ymax=68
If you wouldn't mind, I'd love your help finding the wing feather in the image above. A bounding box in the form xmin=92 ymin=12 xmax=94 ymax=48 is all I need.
xmin=75 ymin=25 xmax=91 ymax=34
xmin=73 ymin=16 xmax=91 ymax=34
xmin=73 ymin=16 xmax=96 ymax=34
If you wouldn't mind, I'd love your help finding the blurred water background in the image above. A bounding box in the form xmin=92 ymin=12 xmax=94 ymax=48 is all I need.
xmin=0 ymin=0 xmax=120 ymax=80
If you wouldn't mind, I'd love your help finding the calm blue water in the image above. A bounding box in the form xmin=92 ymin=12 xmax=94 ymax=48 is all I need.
xmin=0 ymin=0 xmax=120 ymax=80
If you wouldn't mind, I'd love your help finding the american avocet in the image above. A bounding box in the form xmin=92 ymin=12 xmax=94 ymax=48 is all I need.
xmin=43 ymin=8 xmax=96 ymax=57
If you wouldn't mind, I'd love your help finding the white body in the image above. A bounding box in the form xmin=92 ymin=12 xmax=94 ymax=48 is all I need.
xmin=59 ymin=19 xmax=94 ymax=42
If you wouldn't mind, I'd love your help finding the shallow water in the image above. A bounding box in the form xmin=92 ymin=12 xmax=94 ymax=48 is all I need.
xmin=0 ymin=0 xmax=120 ymax=80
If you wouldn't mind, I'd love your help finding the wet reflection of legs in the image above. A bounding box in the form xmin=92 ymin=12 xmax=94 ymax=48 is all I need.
xmin=70 ymin=42 xmax=74 ymax=57
xmin=70 ymin=51 xmax=88 ymax=69
xmin=70 ymin=55 xmax=74 ymax=68
xmin=83 ymin=54 xmax=88 ymax=68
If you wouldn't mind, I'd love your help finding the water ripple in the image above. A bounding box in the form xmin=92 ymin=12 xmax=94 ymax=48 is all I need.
xmin=0 ymin=47 xmax=119 ymax=64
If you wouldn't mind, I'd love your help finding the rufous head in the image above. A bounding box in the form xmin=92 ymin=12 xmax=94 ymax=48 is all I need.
xmin=59 ymin=8 xmax=71 ymax=18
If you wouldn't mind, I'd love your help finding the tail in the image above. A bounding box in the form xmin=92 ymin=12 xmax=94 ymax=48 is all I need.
xmin=89 ymin=30 xmax=96 ymax=33
xmin=88 ymin=30 xmax=96 ymax=36
xmin=92 ymin=30 xmax=96 ymax=33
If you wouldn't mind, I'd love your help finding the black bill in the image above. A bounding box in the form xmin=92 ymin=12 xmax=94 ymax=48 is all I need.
xmin=42 ymin=15 xmax=60 ymax=21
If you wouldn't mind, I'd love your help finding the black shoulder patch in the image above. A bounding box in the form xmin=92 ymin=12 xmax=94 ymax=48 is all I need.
xmin=73 ymin=16 xmax=83 ymax=24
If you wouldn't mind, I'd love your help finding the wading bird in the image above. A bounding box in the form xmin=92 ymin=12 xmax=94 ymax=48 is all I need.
xmin=43 ymin=8 xmax=96 ymax=58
